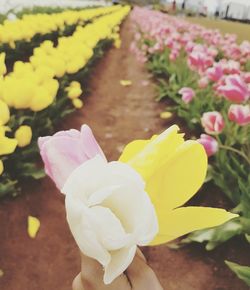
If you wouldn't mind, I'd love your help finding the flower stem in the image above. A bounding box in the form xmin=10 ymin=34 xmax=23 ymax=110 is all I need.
xmin=219 ymin=145 xmax=250 ymax=164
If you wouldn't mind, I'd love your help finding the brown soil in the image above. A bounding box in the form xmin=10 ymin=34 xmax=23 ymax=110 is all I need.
xmin=0 ymin=15 xmax=249 ymax=290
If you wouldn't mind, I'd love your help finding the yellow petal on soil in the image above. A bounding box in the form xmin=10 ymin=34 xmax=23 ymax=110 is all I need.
xmin=120 ymin=80 xmax=132 ymax=86
xmin=0 ymin=269 xmax=4 ymax=278
xmin=160 ymin=111 xmax=173 ymax=119
xmin=150 ymin=206 xmax=238 ymax=246
xmin=146 ymin=140 xmax=207 ymax=211
xmin=28 ymin=216 xmax=40 ymax=239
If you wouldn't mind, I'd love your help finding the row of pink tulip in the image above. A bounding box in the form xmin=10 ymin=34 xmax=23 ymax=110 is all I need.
xmin=129 ymin=7 xmax=250 ymax=278
xmin=130 ymin=7 xmax=249 ymax=159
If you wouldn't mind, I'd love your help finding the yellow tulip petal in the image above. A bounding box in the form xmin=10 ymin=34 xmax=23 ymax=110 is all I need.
xmin=0 ymin=126 xmax=11 ymax=137
xmin=0 ymin=136 xmax=17 ymax=155
xmin=121 ymin=125 xmax=184 ymax=182
xmin=146 ymin=140 xmax=207 ymax=210
xmin=0 ymin=100 xmax=10 ymax=126
xmin=119 ymin=140 xmax=150 ymax=163
xmin=151 ymin=206 xmax=238 ymax=245
xmin=27 ymin=216 xmax=40 ymax=239
xmin=120 ymin=80 xmax=132 ymax=86
xmin=0 ymin=160 xmax=3 ymax=175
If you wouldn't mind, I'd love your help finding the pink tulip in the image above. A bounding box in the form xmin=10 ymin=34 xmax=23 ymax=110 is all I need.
xmin=178 ymin=87 xmax=195 ymax=104
xmin=198 ymin=77 xmax=209 ymax=88
xmin=221 ymin=60 xmax=240 ymax=75
xmin=228 ymin=104 xmax=250 ymax=126
xmin=38 ymin=125 xmax=106 ymax=190
xmin=169 ymin=50 xmax=179 ymax=61
xmin=217 ymin=75 xmax=249 ymax=103
xmin=206 ymin=65 xmax=223 ymax=82
xmin=201 ymin=111 xmax=225 ymax=134
xmin=243 ymin=72 xmax=250 ymax=83
xmin=197 ymin=134 xmax=218 ymax=157
xmin=188 ymin=51 xmax=214 ymax=73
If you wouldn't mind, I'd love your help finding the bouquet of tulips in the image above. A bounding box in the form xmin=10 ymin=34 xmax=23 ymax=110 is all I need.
xmin=130 ymin=7 xmax=250 ymax=285
xmin=38 ymin=124 xmax=236 ymax=285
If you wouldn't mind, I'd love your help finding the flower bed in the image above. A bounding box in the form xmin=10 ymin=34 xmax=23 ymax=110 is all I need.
xmin=0 ymin=5 xmax=130 ymax=198
xmin=130 ymin=7 xmax=250 ymax=286
xmin=0 ymin=6 xmax=120 ymax=66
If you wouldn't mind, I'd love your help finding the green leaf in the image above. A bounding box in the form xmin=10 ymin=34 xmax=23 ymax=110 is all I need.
xmin=181 ymin=218 xmax=243 ymax=250
xmin=225 ymin=261 xmax=250 ymax=286
xmin=245 ymin=234 xmax=250 ymax=243
xmin=0 ymin=179 xmax=19 ymax=198
xmin=19 ymin=163 xmax=45 ymax=179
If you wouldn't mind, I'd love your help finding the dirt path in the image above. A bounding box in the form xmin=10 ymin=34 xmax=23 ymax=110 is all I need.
xmin=0 ymin=15 xmax=249 ymax=290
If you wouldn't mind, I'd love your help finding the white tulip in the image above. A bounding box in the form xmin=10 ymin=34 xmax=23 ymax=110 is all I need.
xmin=62 ymin=155 xmax=158 ymax=284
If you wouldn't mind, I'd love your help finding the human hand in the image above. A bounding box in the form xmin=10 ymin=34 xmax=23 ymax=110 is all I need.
xmin=72 ymin=248 xmax=163 ymax=290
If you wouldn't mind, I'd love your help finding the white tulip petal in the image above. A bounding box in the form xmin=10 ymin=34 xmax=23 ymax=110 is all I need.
xmin=108 ymin=161 xmax=145 ymax=189
xmin=64 ymin=157 xmax=158 ymax=283
xmin=104 ymin=245 xmax=137 ymax=285
xmin=62 ymin=155 xmax=108 ymax=199
xmin=101 ymin=185 xmax=158 ymax=244
xmin=66 ymin=194 xmax=111 ymax=265
xmin=87 ymin=185 xmax=122 ymax=207
xmin=89 ymin=206 xmax=132 ymax=251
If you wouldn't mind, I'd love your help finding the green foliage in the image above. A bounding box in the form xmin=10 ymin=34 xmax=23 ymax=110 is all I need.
xmin=225 ymin=261 xmax=250 ymax=286
xmin=180 ymin=219 xmax=243 ymax=250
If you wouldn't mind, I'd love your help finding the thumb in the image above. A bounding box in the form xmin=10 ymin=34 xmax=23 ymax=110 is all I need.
xmin=72 ymin=273 xmax=85 ymax=290
xmin=126 ymin=252 xmax=163 ymax=290
xmin=73 ymin=253 xmax=131 ymax=290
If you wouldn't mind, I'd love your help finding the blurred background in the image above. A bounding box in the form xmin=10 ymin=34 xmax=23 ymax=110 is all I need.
xmin=0 ymin=1 xmax=249 ymax=290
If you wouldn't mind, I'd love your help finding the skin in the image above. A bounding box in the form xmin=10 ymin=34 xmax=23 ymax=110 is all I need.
xmin=72 ymin=249 xmax=164 ymax=290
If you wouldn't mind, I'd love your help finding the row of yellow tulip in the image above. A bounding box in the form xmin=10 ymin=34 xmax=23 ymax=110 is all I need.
xmin=0 ymin=5 xmax=130 ymax=196
xmin=0 ymin=6 xmax=128 ymax=112
xmin=0 ymin=5 xmax=120 ymax=48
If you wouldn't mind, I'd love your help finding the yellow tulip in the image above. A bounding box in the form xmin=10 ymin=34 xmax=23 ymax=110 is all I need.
xmin=15 ymin=125 xmax=32 ymax=148
xmin=0 ymin=100 xmax=10 ymax=126
xmin=0 ymin=53 xmax=7 ymax=76
xmin=119 ymin=125 xmax=237 ymax=245
xmin=67 ymin=86 xmax=82 ymax=99
xmin=0 ymin=160 xmax=3 ymax=175
xmin=69 ymin=81 xmax=81 ymax=89
xmin=45 ymin=79 xmax=59 ymax=99
xmin=30 ymin=87 xmax=55 ymax=112
xmin=72 ymin=98 xmax=83 ymax=109
xmin=114 ymin=38 xmax=121 ymax=49
xmin=0 ymin=128 xmax=17 ymax=155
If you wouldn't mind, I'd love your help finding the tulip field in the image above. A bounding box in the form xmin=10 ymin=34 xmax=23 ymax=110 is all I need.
xmin=0 ymin=3 xmax=250 ymax=290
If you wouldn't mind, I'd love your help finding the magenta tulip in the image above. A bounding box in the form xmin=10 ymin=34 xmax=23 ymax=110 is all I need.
xmin=201 ymin=111 xmax=225 ymax=134
xmin=197 ymin=134 xmax=218 ymax=157
xmin=228 ymin=104 xmax=250 ymax=126
xmin=217 ymin=75 xmax=249 ymax=103
xmin=38 ymin=125 xmax=106 ymax=190
xmin=179 ymin=87 xmax=195 ymax=104
xmin=206 ymin=65 xmax=223 ymax=82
